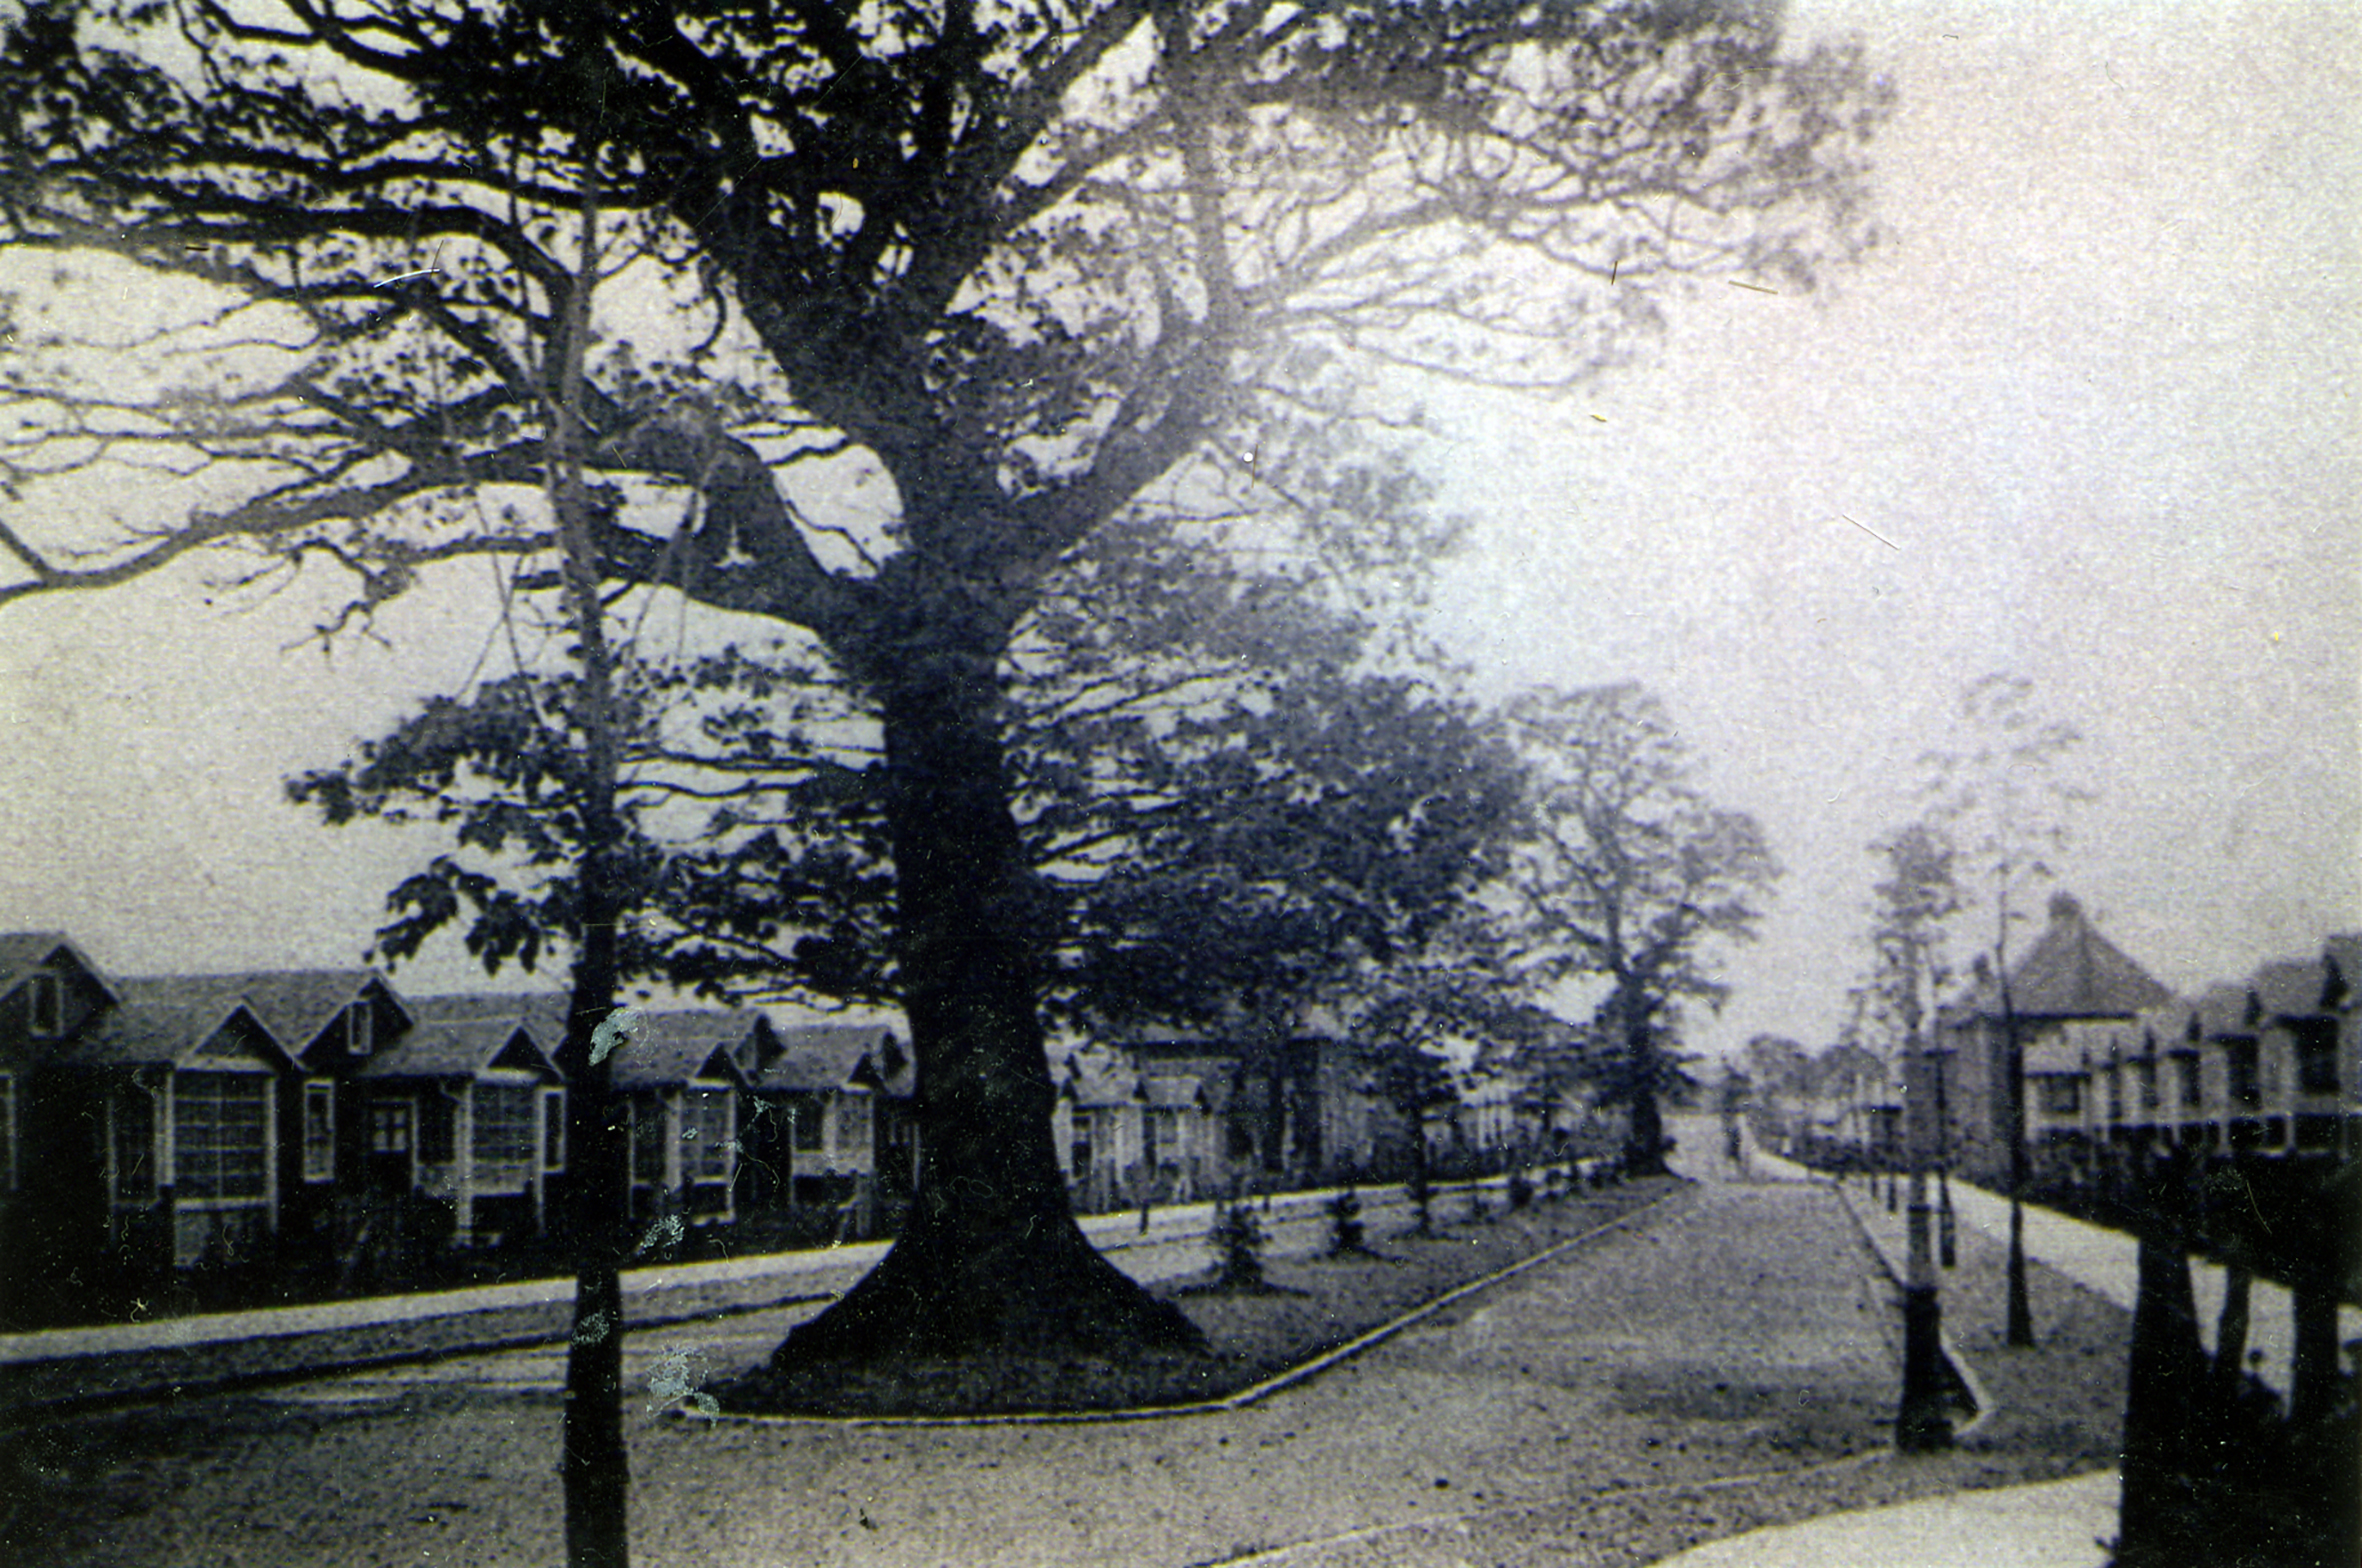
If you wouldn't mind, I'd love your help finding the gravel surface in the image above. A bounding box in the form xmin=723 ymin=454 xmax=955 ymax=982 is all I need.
xmin=0 ymin=1174 xmax=2135 ymax=1568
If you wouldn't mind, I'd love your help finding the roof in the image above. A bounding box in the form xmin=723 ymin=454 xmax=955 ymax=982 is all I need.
xmin=607 ymin=1009 xmax=751 ymax=1090
xmin=2324 ymin=934 xmax=2360 ymax=1006
xmin=2252 ymin=958 xmax=2330 ymax=1021
xmin=2193 ymin=981 xmax=2258 ymax=1040
xmin=2000 ymin=896 xmax=2174 ymax=1020
xmin=743 ymin=1022 xmax=906 ymax=1096
xmin=59 ymin=979 xmax=287 ymax=1071
xmin=406 ymin=991 xmax=573 ymax=1034
xmin=210 ymin=969 xmax=405 ymax=1057
xmin=1061 ymin=1053 xmax=1142 ymax=1108
xmin=0 ymin=930 xmax=118 ymax=1003
xmin=358 ymin=1018 xmax=561 ymax=1082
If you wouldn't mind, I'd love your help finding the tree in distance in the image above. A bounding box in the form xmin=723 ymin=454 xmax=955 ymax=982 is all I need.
xmin=1503 ymin=684 xmax=1779 ymax=1177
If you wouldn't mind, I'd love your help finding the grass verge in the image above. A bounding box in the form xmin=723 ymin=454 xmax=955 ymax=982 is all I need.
xmin=717 ymin=1178 xmax=1680 ymax=1420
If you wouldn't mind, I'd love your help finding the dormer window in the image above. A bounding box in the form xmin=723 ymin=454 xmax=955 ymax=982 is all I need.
xmin=27 ymin=972 xmax=62 ymax=1038
xmin=346 ymin=1001 xmax=374 ymax=1057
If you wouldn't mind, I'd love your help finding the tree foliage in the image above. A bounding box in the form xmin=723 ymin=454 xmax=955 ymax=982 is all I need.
xmin=1503 ymin=682 xmax=1778 ymax=1173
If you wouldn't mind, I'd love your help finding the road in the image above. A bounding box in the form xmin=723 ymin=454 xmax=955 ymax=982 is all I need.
xmin=251 ymin=1183 xmax=1477 ymax=1411
xmin=5 ymin=1161 xmax=2047 ymax=1568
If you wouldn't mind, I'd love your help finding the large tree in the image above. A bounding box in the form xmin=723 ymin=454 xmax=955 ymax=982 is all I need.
xmin=1503 ymin=682 xmax=1777 ymax=1176
xmin=0 ymin=0 xmax=1885 ymax=1367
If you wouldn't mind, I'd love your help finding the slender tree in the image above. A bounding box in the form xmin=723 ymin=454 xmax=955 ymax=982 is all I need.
xmin=1867 ymin=818 xmax=1958 ymax=1452
xmin=1504 ymin=684 xmax=1778 ymax=1176
xmin=1921 ymin=673 xmax=2092 ymax=1349
xmin=0 ymin=0 xmax=1887 ymax=1370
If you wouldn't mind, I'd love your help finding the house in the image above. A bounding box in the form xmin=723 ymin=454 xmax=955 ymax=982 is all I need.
xmin=2253 ymin=940 xmax=2358 ymax=1157
xmin=0 ymin=932 xmax=120 ymax=1255
xmin=44 ymin=977 xmax=293 ymax=1272
xmin=613 ymin=1010 xmax=750 ymax=1224
xmin=1140 ymin=1070 xmax=1219 ymax=1201
xmin=735 ymin=1018 xmax=911 ymax=1230
xmin=175 ymin=968 xmax=418 ymax=1255
xmin=1053 ymin=1045 xmax=1146 ymax=1212
xmin=1935 ymin=893 xmax=2174 ymax=1185
xmin=359 ymin=995 xmax=568 ymax=1245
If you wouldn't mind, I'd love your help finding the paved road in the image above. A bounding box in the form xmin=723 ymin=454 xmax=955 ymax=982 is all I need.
xmin=6 ymin=1175 xmax=1921 ymax=1568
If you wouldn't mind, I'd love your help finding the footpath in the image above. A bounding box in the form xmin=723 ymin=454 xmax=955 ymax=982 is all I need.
xmin=0 ymin=1186 xmax=1398 ymax=1415
xmin=1647 ymin=1133 xmax=2358 ymax=1568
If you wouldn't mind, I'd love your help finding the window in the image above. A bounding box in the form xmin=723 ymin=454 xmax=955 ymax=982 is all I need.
xmin=2133 ymin=1060 xmax=2159 ymax=1112
xmin=2226 ymin=1040 xmax=2261 ymax=1109
xmin=26 ymin=972 xmax=62 ymax=1038
xmin=1152 ymin=1109 xmax=1180 ymax=1162
xmin=837 ymin=1095 xmax=870 ymax=1155
xmin=113 ymin=1090 xmax=155 ymax=1201
xmin=630 ymin=1100 xmax=666 ymax=1185
xmin=2104 ymin=1066 xmax=2123 ymax=1122
xmin=543 ymin=1089 xmax=567 ymax=1171
xmin=302 ymin=1081 xmax=335 ymax=1182
xmin=791 ymin=1094 xmax=824 ymax=1152
xmin=2036 ymin=1077 xmax=2081 ymax=1117
xmin=370 ymin=1100 xmax=412 ymax=1154
xmin=472 ymin=1084 xmax=539 ymax=1167
xmin=0 ymin=1073 xmax=15 ymax=1193
xmin=345 ymin=1001 xmax=374 ymax=1057
xmin=173 ymin=1074 xmax=268 ymax=1200
xmin=2176 ymin=1056 xmax=2201 ymax=1109
xmin=418 ymin=1093 xmax=455 ymax=1164
xmin=2291 ymin=1019 xmax=2339 ymax=1096
xmin=680 ymin=1089 xmax=733 ymax=1183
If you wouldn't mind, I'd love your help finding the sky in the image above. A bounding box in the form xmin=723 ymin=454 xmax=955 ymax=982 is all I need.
xmin=1 ymin=1 xmax=2356 ymax=1065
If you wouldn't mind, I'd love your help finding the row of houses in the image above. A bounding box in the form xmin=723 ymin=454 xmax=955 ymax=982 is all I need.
xmin=1049 ymin=1032 xmax=1607 ymax=1212
xmin=0 ymin=931 xmax=914 ymax=1315
xmin=0 ymin=927 xmax=1603 ymax=1318
xmin=1930 ymin=896 xmax=2360 ymax=1182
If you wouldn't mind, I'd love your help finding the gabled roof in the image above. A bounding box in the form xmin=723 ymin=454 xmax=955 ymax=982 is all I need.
xmin=742 ymin=1021 xmax=906 ymax=1096
xmin=0 ymin=930 xmax=119 ymax=1004
xmin=2252 ymin=958 xmax=2330 ymax=1022
xmin=59 ymin=979 xmax=287 ymax=1071
xmin=209 ymin=969 xmax=408 ymax=1059
xmin=2194 ymin=981 xmax=2258 ymax=1040
xmin=358 ymin=1018 xmax=562 ymax=1082
xmin=1061 ymin=1052 xmax=1143 ymax=1109
xmin=2323 ymin=935 xmax=2359 ymax=1008
xmin=608 ymin=1009 xmax=752 ymax=1090
xmin=2001 ymin=896 xmax=2174 ymax=1020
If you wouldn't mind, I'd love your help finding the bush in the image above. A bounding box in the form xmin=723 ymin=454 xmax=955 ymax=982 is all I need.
xmin=1326 ymin=1187 xmax=1367 ymax=1256
xmin=1212 ymin=1198 xmax=1268 ymax=1290
xmin=1507 ymin=1169 xmax=1535 ymax=1210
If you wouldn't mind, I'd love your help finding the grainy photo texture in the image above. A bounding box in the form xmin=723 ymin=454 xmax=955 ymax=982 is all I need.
xmin=0 ymin=3 xmax=2354 ymax=1566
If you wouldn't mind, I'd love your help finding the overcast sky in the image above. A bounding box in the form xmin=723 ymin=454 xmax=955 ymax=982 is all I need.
xmin=2 ymin=1 xmax=2356 ymax=1064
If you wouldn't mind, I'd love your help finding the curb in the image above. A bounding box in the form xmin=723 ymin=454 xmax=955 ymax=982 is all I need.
xmin=1827 ymin=1177 xmax=1994 ymax=1440
xmin=688 ymin=1185 xmax=1691 ymax=1430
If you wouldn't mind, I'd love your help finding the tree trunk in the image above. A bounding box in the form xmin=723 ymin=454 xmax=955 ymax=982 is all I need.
xmin=2115 ymin=1150 xmax=2211 ymax=1568
xmin=753 ymin=624 xmax=1200 ymax=1374
xmin=1621 ymin=1001 xmax=1669 ymax=1179
xmin=558 ymin=948 xmax=630 ymax=1568
xmin=2001 ymin=1006 xmax=2035 ymax=1346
